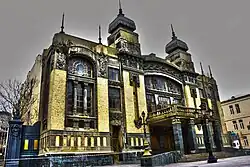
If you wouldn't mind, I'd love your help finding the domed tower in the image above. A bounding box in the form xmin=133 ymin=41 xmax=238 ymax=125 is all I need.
xmin=165 ymin=25 xmax=195 ymax=72
xmin=107 ymin=0 xmax=141 ymax=56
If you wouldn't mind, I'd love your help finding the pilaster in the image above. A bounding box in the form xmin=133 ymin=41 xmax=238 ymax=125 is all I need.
xmin=212 ymin=120 xmax=223 ymax=151
xmin=172 ymin=118 xmax=184 ymax=153
xmin=188 ymin=118 xmax=198 ymax=153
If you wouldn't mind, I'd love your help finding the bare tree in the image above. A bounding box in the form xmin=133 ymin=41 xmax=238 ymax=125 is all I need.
xmin=0 ymin=78 xmax=38 ymax=124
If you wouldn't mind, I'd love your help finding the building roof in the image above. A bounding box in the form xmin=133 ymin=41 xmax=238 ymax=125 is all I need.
xmin=165 ymin=25 xmax=189 ymax=54
xmin=108 ymin=6 xmax=136 ymax=34
xmin=221 ymin=94 xmax=250 ymax=104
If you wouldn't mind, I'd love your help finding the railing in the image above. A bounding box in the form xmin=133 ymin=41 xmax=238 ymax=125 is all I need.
xmin=148 ymin=105 xmax=206 ymax=123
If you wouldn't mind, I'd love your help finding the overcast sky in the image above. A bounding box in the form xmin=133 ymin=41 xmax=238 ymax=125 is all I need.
xmin=0 ymin=0 xmax=249 ymax=101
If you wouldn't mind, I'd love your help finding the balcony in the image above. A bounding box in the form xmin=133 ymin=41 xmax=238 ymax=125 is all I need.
xmin=148 ymin=104 xmax=211 ymax=124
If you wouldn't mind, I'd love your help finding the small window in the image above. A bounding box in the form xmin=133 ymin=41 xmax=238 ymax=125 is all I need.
xmin=108 ymin=68 xmax=120 ymax=81
xmin=233 ymin=121 xmax=238 ymax=130
xmin=235 ymin=104 xmax=241 ymax=113
xmin=243 ymin=136 xmax=249 ymax=146
xmin=34 ymin=140 xmax=39 ymax=150
xmin=239 ymin=120 xmax=245 ymax=129
xmin=24 ymin=139 xmax=29 ymax=150
xmin=229 ymin=105 xmax=234 ymax=114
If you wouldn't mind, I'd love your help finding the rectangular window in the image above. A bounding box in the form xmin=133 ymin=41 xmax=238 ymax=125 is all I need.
xmin=34 ymin=140 xmax=38 ymax=150
xmin=108 ymin=88 xmax=121 ymax=110
xmin=233 ymin=121 xmax=238 ymax=130
xmin=229 ymin=105 xmax=234 ymax=114
xmin=235 ymin=104 xmax=241 ymax=113
xmin=243 ymin=136 xmax=249 ymax=146
xmin=158 ymin=96 xmax=170 ymax=109
xmin=239 ymin=120 xmax=245 ymax=129
xmin=199 ymin=89 xmax=204 ymax=98
xmin=146 ymin=94 xmax=156 ymax=113
xmin=24 ymin=139 xmax=29 ymax=150
xmin=108 ymin=68 xmax=120 ymax=81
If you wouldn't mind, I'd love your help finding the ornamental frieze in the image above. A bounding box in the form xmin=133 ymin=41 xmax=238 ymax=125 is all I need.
xmin=144 ymin=63 xmax=182 ymax=81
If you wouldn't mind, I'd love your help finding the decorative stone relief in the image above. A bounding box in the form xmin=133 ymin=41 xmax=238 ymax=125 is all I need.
xmin=129 ymin=72 xmax=140 ymax=87
xmin=10 ymin=124 xmax=22 ymax=137
xmin=109 ymin=112 xmax=122 ymax=126
xmin=54 ymin=39 xmax=73 ymax=55
xmin=97 ymin=53 xmax=108 ymax=78
xmin=56 ymin=53 xmax=66 ymax=70
xmin=116 ymin=38 xmax=141 ymax=56
xmin=134 ymin=117 xmax=142 ymax=129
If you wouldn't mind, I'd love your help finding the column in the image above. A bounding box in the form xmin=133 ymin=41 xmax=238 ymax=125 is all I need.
xmin=172 ymin=118 xmax=184 ymax=153
xmin=188 ymin=118 xmax=198 ymax=153
xmin=212 ymin=120 xmax=223 ymax=151
xmin=73 ymin=81 xmax=78 ymax=115
xmin=83 ymin=83 xmax=88 ymax=115
xmin=202 ymin=119 xmax=212 ymax=152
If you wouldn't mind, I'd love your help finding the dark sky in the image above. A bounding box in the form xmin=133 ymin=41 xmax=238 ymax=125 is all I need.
xmin=0 ymin=0 xmax=249 ymax=101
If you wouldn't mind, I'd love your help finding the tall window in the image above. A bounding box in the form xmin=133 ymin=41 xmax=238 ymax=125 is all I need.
xmin=233 ymin=121 xmax=238 ymax=130
xmin=67 ymin=81 xmax=73 ymax=114
xmin=146 ymin=94 xmax=155 ymax=113
xmin=199 ymin=89 xmax=204 ymax=98
xmin=109 ymin=88 xmax=121 ymax=110
xmin=239 ymin=120 xmax=244 ymax=129
xmin=235 ymin=104 xmax=241 ymax=113
xmin=229 ymin=105 xmax=234 ymax=114
xmin=76 ymin=83 xmax=84 ymax=113
xmin=243 ymin=136 xmax=249 ymax=146
xmin=108 ymin=68 xmax=120 ymax=81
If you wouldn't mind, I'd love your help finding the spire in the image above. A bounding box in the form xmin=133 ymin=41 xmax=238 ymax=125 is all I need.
xmin=98 ymin=25 xmax=102 ymax=44
xmin=60 ymin=13 xmax=65 ymax=33
xmin=208 ymin=65 xmax=213 ymax=78
xmin=118 ymin=0 xmax=124 ymax=16
xmin=171 ymin=24 xmax=177 ymax=39
xmin=200 ymin=62 xmax=204 ymax=75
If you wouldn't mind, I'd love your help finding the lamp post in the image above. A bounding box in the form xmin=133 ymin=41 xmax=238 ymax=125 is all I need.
xmin=141 ymin=111 xmax=151 ymax=157
xmin=203 ymin=108 xmax=217 ymax=163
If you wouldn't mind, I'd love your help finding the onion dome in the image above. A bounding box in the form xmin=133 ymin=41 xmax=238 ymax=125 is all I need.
xmin=165 ymin=24 xmax=188 ymax=54
xmin=108 ymin=1 xmax=136 ymax=34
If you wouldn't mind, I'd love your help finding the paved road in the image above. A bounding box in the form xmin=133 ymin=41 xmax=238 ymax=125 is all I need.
xmin=106 ymin=155 xmax=250 ymax=167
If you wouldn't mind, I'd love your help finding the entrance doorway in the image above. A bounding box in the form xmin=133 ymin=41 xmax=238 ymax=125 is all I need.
xmin=111 ymin=125 xmax=122 ymax=152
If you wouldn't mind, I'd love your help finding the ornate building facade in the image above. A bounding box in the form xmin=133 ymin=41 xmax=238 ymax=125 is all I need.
xmin=21 ymin=6 xmax=229 ymax=156
xmin=0 ymin=111 xmax=11 ymax=158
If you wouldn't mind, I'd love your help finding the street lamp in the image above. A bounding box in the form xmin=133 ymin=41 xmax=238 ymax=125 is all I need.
xmin=200 ymin=103 xmax=217 ymax=163
xmin=141 ymin=111 xmax=151 ymax=157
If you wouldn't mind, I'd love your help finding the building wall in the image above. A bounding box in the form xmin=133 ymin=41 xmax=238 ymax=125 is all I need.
xmin=221 ymin=95 xmax=250 ymax=148
xmin=21 ymin=55 xmax=42 ymax=125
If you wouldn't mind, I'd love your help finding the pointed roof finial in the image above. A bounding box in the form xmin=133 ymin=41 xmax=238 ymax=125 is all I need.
xmin=98 ymin=25 xmax=102 ymax=44
xmin=171 ymin=24 xmax=177 ymax=39
xmin=200 ymin=62 xmax=204 ymax=75
xmin=118 ymin=0 xmax=124 ymax=15
xmin=208 ymin=65 xmax=213 ymax=78
xmin=60 ymin=13 xmax=65 ymax=33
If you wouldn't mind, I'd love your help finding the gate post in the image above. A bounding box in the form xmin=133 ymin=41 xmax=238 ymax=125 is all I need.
xmin=4 ymin=119 xmax=23 ymax=167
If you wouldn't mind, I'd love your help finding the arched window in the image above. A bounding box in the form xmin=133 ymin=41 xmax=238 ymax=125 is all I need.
xmin=66 ymin=57 xmax=96 ymax=129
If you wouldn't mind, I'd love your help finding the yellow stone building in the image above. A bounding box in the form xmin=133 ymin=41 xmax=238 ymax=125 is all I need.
xmin=21 ymin=6 xmax=229 ymax=156
xmin=221 ymin=94 xmax=250 ymax=148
